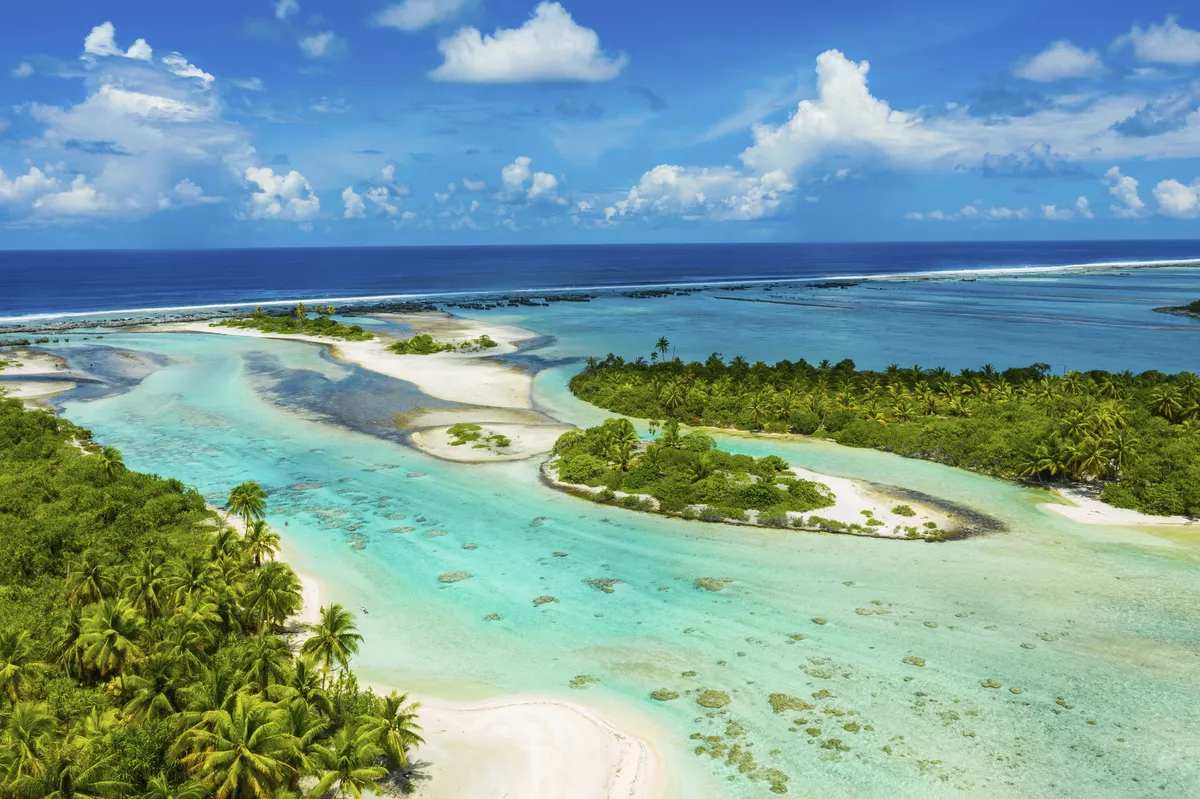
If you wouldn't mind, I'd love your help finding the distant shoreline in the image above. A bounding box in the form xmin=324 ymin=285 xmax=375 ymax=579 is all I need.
xmin=4 ymin=256 xmax=1199 ymax=332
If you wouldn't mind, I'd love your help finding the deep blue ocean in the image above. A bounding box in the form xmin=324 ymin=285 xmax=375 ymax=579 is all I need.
xmin=3 ymin=240 xmax=1200 ymax=320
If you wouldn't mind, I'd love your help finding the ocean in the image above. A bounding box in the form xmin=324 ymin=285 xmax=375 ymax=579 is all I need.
xmin=4 ymin=239 xmax=1200 ymax=320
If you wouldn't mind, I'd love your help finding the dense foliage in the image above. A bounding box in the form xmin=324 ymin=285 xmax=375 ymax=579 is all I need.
xmin=387 ymin=334 xmax=497 ymax=355
xmin=570 ymin=347 xmax=1200 ymax=517
xmin=550 ymin=417 xmax=835 ymax=521
xmin=0 ymin=397 xmax=421 ymax=799
xmin=214 ymin=304 xmax=374 ymax=341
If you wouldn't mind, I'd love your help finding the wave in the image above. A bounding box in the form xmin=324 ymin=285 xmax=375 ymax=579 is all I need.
xmin=3 ymin=256 xmax=1198 ymax=326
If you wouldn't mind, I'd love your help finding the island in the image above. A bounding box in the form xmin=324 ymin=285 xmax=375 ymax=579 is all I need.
xmin=544 ymin=417 xmax=954 ymax=539
xmin=569 ymin=347 xmax=1200 ymax=518
xmin=1153 ymin=299 xmax=1200 ymax=319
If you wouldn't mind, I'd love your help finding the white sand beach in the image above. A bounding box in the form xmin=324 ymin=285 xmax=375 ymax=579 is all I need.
xmin=788 ymin=465 xmax=950 ymax=536
xmin=1044 ymin=487 xmax=1195 ymax=527
xmin=411 ymin=422 xmax=574 ymax=463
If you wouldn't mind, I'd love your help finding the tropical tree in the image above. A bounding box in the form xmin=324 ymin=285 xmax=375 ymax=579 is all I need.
xmin=242 ymin=635 xmax=291 ymax=696
xmin=66 ymin=554 xmax=117 ymax=607
xmin=2 ymin=701 xmax=57 ymax=780
xmin=96 ymin=447 xmax=126 ymax=483
xmin=242 ymin=520 xmax=281 ymax=569
xmin=176 ymin=696 xmax=298 ymax=799
xmin=79 ymin=599 xmax=143 ymax=679
xmin=374 ymin=692 xmax=424 ymax=770
xmin=654 ymin=337 xmax=669 ymax=361
xmin=0 ymin=629 xmax=37 ymax=705
xmin=122 ymin=655 xmax=181 ymax=723
xmin=225 ymin=482 xmax=268 ymax=529
xmin=300 ymin=605 xmax=362 ymax=676
xmin=242 ymin=563 xmax=302 ymax=632
xmin=309 ymin=722 xmax=387 ymax=799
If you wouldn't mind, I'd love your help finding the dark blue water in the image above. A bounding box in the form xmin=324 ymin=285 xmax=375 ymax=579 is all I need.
xmin=4 ymin=241 xmax=1199 ymax=320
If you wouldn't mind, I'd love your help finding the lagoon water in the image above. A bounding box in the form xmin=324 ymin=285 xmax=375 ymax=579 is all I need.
xmin=15 ymin=260 xmax=1200 ymax=797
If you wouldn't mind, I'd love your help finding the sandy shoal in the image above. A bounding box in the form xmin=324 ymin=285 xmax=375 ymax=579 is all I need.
xmin=289 ymin=569 xmax=662 ymax=799
xmin=0 ymin=380 xmax=76 ymax=403
xmin=411 ymin=423 xmax=574 ymax=463
xmin=789 ymin=466 xmax=949 ymax=536
xmin=0 ymin=349 xmax=68 ymax=377
xmin=145 ymin=314 xmax=535 ymax=410
xmin=1044 ymin=487 xmax=1195 ymax=527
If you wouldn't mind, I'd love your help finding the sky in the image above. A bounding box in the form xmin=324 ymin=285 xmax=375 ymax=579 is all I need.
xmin=2 ymin=1 xmax=1200 ymax=248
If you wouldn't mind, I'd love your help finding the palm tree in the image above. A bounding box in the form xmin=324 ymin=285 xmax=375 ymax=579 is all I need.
xmin=123 ymin=555 xmax=169 ymax=622
xmin=309 ymin=722 xmax=387 ymax=799
xmin=141 ymin=774 xmax=207 ymax=799
xmin=0 ymin=629 xmax=37 ymax=705
xmin=66 ymin=554 xmax=117 ymax=607
xmin=242 ymin=563 xmax=302 ymax=632
xmin=374 ymin=692 xmax=424 ymax=770
xmin=96 ymin=447 xmax=126 ymax=482
xmin=654 ymin=337 xmax=669 ymax=361
xmin=659 ymin=381 xmax=686 ymax=416
xmin=176 ymin=696 xmax=298 ymax=799
xmin=2 ymin=701 xmax=57 ymax=780
xmin=270 ymin=657 xmax=332 ymax=717
xmin=79 ymin=599 xmax=143 ymax=679
xmin=11 ymin=751 xmax=130 ymax=799
xmin=242 ymin=635 xmax=291 ymax=697
xmin=123 ymin=654 xmax=181 ymax=723
xmin=225 ymin=482 xmax=268 ymax=530
xmin=169 ymin=554 xmax=218 ymax=608
xmin=54 ymin=606 xmax=87 ymax=681
xmin=1105 ymin=430 xmax=1139 ymax=477
xmin=1148 ymin=385 xmax=1183 ymax=422
xmin=242 ymin=521 xmax=281 ymax=569
xmin=300 ymin=605 xmax=362 ymax=675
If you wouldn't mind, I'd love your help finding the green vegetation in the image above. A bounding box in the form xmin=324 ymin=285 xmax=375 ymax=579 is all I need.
xmin=570 ymin=348 xmax=1200 ymax=516
xmin=549 ymin=418 xmax=835 ymax=522
xmin=388 ymin=333 xmax=497 ymax=355
xmin=1188 ymin=300 xmax=1200 ymax=313
xmin=213 ymin=303 xmax=373 ymax=341
xmin=446 ymin=423 xmax=511 ymax=453
xmin=0 ymin=397 xmax=422 ymax=798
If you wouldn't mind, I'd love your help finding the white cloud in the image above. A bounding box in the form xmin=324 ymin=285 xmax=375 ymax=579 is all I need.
xmin=1042 ymin=204 xmax=1073 ymax=221
xmin=343 ymin=186 xmax=366 ymax=219
xmin=1153 ymin=177 xmax=1200 ymax=218
xmin=275 ymin=0 xmax=300 ymax=20
xmin=158 ymin=178 xmax=221 ymax=211
xmin=1116 ymin=16 xmax=1200 ymax=66
xmin=904 ymin=204 xmax=1031 ymax=222
xmin=501 ymin=156 xmax=532 ymax=192
xmin=232 ymin=77 xmax=265 ymax=91
xmin=1103 ymin=166 xmax=1147 ymax=218
xmin=12 ymin=62 xmax=34 ymax=78
xmin=497 ymin=155 xmax=567 ymax=206
xmin=161 ymin=54 xmax=215 ymax=86
xmin=0 ymin=165 xmax=61 ymax=206
xmin=84 ymin=22 xmax=152 ymax=61
xmin=431 ymin=2 xmax=627 ymax=83
xmin=1013 ymin=41 xmax=1105 ymax=82
xmin=527 ymin=171 xmax=560 ymax=202
xmin=32 ymin=175 xmax=129 ymax=218
xmin=300 ymin=31 xmax=340 ymax=59
xmin=462 ymin=177 xmax=486 ymax=191
xmin=1076 ymin=195 xmax=1093 ymax=218
xmin=244 ymin=167 xmax=320 ymax=222
xmin=375 ymin=0 xmax=465 ymax=32
xmin=605 ymin=165 xmax=794 ymax=222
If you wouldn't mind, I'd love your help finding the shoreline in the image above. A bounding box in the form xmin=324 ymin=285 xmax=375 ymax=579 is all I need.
xmin=4 ymin=256 xmax=1199 ymax=329
xmin=285 ymin=566 xmax=663 ymax=799
xmin=1043 ymin=486 xmax=1196 ymax=528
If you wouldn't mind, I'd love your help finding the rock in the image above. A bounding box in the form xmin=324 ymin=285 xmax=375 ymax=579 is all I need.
xmin=406 ymin=472 xmax=425 ymax=478
xmin=426 ymin=529 xmax=447 ymax=537
xmin=697 ymin=690 xmax=730 ymax=709
xmin=903 ymin=656 xmax=926 ymax=667
xmin=462 ymin=543 xmax=478 ymax=550
xmin=552 ymin=551 xmax=568 ymax=557
xmin=695 ymin=577 xmax=733 ymax=591
xmin=1009 ymin=687 xmax=1024 ymax=694
xmin=924 ymin=621 xmax=938 ymax=628
xmin=484 ymin=613 xmax=502 ymax=621
xmin=585 ymin=578 xmax=621 ymax=593
xmin=1020 ymin=642 xmax=1036 ymax=649
xmin=437 ymin=571 xmax=470 ymax=583
xmin=533 ymin=595 xmax=558 ymax=607
xmin=980 ymin=680 xmax=1002 ymax=689
xmin=651 ymin=689 xmax=680 ymax=701
xmin=768 ymin=694 xmax=815 ymax=713
xmin=855 ymin=608 xmax=874 ymax=616
xmin=811 ymin=617 xmax=828 ymax=625
xmin=569 ymin=675 xmax=597 ymax=689
xmin=390 ymin=526 xmax=415 ymax=533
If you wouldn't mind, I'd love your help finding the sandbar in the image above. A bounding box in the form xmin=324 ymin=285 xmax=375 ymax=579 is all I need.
xmin=1045 ymin=487 xmax=1195 ymax=527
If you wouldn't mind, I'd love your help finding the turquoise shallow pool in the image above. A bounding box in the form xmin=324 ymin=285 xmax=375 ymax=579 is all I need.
xmin=45 ymin=271 xmax=1200 ymax=799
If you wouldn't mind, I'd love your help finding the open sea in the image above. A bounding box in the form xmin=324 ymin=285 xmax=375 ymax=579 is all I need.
xmin=3 ymin=241 xmax=1200 ymax=798
xmin=4 ymin=239 xmax=1200 ymax=320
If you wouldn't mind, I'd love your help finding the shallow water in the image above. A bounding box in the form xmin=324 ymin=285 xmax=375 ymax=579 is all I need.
xmin=45 ymin=270 xmax=1200 ymax=799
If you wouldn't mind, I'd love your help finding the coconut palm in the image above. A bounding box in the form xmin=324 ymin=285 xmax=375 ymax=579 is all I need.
xmin=79 ymin=599 xmax=143 ymax=679
xmin=1149 ymin=385 xmax=1183 ymax=422
xmin=0 ymin=629 xmax=37 ymax=705
xmin=96 ymin=447 xmax=126 ymax=482
xmin=654 ymin=337 xmax=670 ymax=360
xmin=141 ymin=773 xmax=208 ymax=799
xmin=53 ymin=606 xmax=87 ymax=681
xmin=242 ymin=563 xmax=302 ymax=632
xmin=271 ymin=657 xmax=332 ymax=717
xmin=123 ymin=555 xmax=169 ymax=622
xmin=122 ymin=654 xmax=181 ymax=723
xmin=242 ymin=521 xmax=281 ymax=569
xmin=374 ymin=692 xmax=424 ymax=770
xmin=300 ymin=605 xmax=362 ymax=675
xmin=242 ymin=635 xmax=291 ymax=696
xmin=2 ymin=701 xmax=56 ymax=780
xmin=225 ymin=482 xmax=268 ymax=529
xmin=309 ymin=722 xmax=387 ymax=799
xmin=177 ymin=696 xmax=298 ymax=799
xmin=10 ymin=751 xmax=130 ymax=799
xmin=66 ymin=554 xmax=117 ymax=607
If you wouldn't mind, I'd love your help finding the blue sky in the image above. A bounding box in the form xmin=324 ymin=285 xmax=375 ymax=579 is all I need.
xmin=2 ymin=1 xmax=1200 ymax=247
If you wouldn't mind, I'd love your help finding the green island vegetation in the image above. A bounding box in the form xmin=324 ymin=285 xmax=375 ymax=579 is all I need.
xmin=387 ymin=333 xmax=498 ymax=355
xmin=548 ymin=418 xmax=844 ymax=527
xmin=0 ymin=396 xmax=423 ymax=797
xmin=213 ymin=302 xmax=374 ymax=341
xmin=569 ymin=342 xmax=1200 ymax=517
xmin=446 ymin=423 xmax=512 ymax=451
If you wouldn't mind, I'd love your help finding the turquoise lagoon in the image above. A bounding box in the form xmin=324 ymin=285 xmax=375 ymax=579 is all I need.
xmin=36 ymin=269 xmax=1200 ymax=798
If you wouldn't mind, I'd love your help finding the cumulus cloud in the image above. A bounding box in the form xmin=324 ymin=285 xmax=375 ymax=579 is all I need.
xmin=158 ymin=178 xmax=221 ymax=211
xmin=161 ymin=54 xmax=215 ymax=86
xmin=1041 ymin=197 xmax=1093 ymax=220
xmin=84 ymin=22 xmax=152 ymax=61
xmin=1115 ymin=16 xmax=1200 ymax=66
xmin=244 ymin=167 xmax=320 ymax=222
xmin=431 ymin=2 xmax=627 ymax=83
xmin=274 ymin=0 xmax=300 ymax=20
xmin=232 ymin=77 xmax=265 ymax=91
xmin=342 ymin=186 xmax=366 ymax=219
xmin=497 ymin=155 xmax=566 ymax=205
xmin=1103 ymin=166 xmax=1147 ymax=218
xmin=605 ymin=165 xmax=794 ymax=222
xmin=980 ymin=142 xmax=1090 ymax=179
xmin=1153 ymin=177 xmax=1200 ymax=218
xmin=1013 ymin=41 xmax=1105 ymax=82
xmin=342 ymin=164 xmax=409 ymax=219
xmin=462 ymin=177 xmax=486 ymax=191
xmin=1111 ymin=82 xmax=1200 ymax=137
xmin=300 ymin=31 xmax=341 ymax=59
xmin=904 ymin=204 xmax=1031 ymax=222
xmin=375 ymin=0 xmax=465 ymax=32
xmin=12 ymin=62 xmax=34 ymax=78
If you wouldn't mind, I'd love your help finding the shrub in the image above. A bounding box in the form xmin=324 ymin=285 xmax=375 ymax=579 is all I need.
xmin=789 ymin=411 xmax=821 ymax=435
xmin=891 ymin=504 xmax=916 ymax=517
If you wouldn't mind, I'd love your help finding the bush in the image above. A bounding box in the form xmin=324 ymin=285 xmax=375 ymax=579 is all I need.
xmin=790 ymin=411 xmax=821 ymax=435
xmin=821 ymin=410 xmax=859 ymax=433
xmin=891 ymin=504 xmax=916 ymax=517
